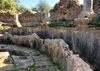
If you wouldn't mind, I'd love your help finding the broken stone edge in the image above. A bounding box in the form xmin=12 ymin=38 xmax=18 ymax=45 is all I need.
xmin=0 ymin=33 xmax=93 ymax=71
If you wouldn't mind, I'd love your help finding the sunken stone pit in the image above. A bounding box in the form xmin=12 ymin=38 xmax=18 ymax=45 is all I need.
xmin=1 ymin=27 xmax=99 ymax=71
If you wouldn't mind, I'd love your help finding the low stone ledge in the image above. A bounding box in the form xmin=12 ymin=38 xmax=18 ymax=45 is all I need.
xmin=0 ymin=33 xmax=93 ymax=71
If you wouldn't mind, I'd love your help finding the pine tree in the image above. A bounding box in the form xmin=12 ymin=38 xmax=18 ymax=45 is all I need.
xmin=39 ymin=0 xmax=51 ymax=12
xmin=0 ymin=0 xmax=19 ymax=12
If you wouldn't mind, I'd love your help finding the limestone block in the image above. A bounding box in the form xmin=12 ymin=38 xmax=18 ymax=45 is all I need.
xmin=14 ymin=14 xmax=22 ymax=27
xmin=0 ymin=52 xmax=9 ymax=59
xmin=28 ymin=33 xmax=43 ymax=48
xmin=78 ymin=11 xmax=95 ymax=18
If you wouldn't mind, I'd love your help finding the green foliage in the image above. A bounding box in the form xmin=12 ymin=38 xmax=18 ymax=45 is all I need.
xmin=0 ymin=57 xmax=2 ymax=59
xmin=59 ymin=17 xmax=66 ymax=21
xmin=34 ymin=48 xmax=63 ymax=71
xmin=32 ymin=59 xmax=36 ymax=71
xmin=0 ymin=22 xmax=3 ymax=24
xmin=92 ymin=16 xmax=100 ymax=27
xmin=39 ymin=1 xmax=51 ymax=12
xmin=0 ymin=26 xmax=10 ymax=30
xmin=10 ymin=50 xmax=25 ymax=56
xmin=6 ymin=63 xmax=20 ymax=71
xmin=19 ymin=5 xmax=31 ymax=13
xmin=49 ymin=24 xmax=66 ymax=29
xmin=0 ymin=0 xmax=19 ymax=12
xmin=13 ymin=63 xmax=20 ymax=71
xmin=66 ymin=24 xmax=76 ymax=27
xmin=1 ymin=46 xmax=7 ymax=48
xmin=32 ymin=8 xmax=39 ymax=12
xmin=49 ymin=23 xmax=76 ymax=28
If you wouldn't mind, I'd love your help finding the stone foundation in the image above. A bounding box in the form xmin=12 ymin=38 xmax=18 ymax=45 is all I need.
xmin=94 ymin=0 xmax=100 ymax=15
xmin=4 ymin=28 xmax=100 ymax=71
xmin=0 ymin=32 xmax=92 ymax=71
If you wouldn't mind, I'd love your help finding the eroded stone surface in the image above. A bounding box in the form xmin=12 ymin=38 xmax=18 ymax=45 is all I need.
xmin=0 ymin=44 xmax=59 ymax=71
xmin=35 ymin=66 xmax=60 ymax=71
xmin=0 ymin=52 xmax=10 ymax=68
xmin=0 ymin=33 xmax=93 ymax=71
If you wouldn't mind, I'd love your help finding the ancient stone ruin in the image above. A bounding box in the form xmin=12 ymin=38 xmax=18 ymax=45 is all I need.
xmin=78 ymin=0 xmax=95 ymax=18
xmin=0 ymin=31 xmax=93 ymax=71
xmin=0 ymin=0 xmax=100 ymax=71
xmin=0 ymin=0 xmax=99 ymax=24
xmin=13 ymin=14 xmax=22 ymax=27
xmin=0 ymin=27 xmax=100 ymax=71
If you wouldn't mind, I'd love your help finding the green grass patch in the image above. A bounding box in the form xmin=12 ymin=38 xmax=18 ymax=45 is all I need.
xmin=0 ymin=26 xmax=10 ymax=30
xmin=10 ymin=50 xmax=25 ymax=56
xmin=66 ymin=24 xmax=76 ymax=27
xmin=59 ymin=17 xmax=66 ymax=21
xmin=32 ymin=59 xmax=36 ymax=71
xmin=28 ymin=59 xmax=36 ymax=71
xmin=6 ymin=63 xmax=20 ymax=71
xmin=34 ymin=48 xmax=64 ymax=71
xmin=1 ymin=46 xmax=7 ymax=49
xmin=0 ymin=57 xmax=2 ymax=59
xmin=91 ymin=16 xmax=100 ymax=27
xmin=49 ymin=24 xmax=66 ymax=29
xmin=49 ymin=24 xmax=76 ymax=29
xmin=24 ymin=25 xmax=38 ymax=28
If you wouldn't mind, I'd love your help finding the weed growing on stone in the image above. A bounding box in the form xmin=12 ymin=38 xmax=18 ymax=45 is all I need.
xmin=49 ymin=24 xmax=66 ymax=29
xmin=59 ymin=17 xmax=66 ymax=21
xmin=32 ymin=59 xmax=36 ymax=71
xmin=0 ymin=57 xmax=2 ymax=59
xmin=1 ymin=46 xmax=7 ymax=49
xmin=13 ymin=63 xmax=20 ymax=71
xmin=34 ymin=48 xmax=64 ymax=71
xmin=10 ymin=50 xmax=25 ymax=56
xmin=6 ymin=63 xmax=20 ymax=71
xmin=28 ymin=59 xmax=36 ymax=71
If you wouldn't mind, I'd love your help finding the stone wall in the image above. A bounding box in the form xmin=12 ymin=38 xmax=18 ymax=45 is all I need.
xmin=93 ymin=0 xmax=100 ymax=15
xmin=19 ymin=11 xmax=45 ymax=23
xmin=0 ymin=33 xmax=92 ymax=71
xmin=50 ymin=0 xmax=83 ymax=20
xmin=0 ymin=11 xmax=45 ymax=23
xmin=0 ymin=0 xmax=82 ymax=23
xmin=0 ymin=0 xmax=99 ymax=23
xmin=6 ymin=28 xmax=100 ymax=71
xmin=0 ymin=13 xmax=14 ymax=23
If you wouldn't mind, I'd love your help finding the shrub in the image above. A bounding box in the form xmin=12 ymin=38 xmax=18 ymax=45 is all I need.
xmin=92 ymin=16 xmax=100 ymax=27
xmin=49 ymin=24 xmax=66 ymax=29
xmin=66 ymin=24 xmax=76 ymax=27
xmin=59 ymin=17 xmax=66 ymax=21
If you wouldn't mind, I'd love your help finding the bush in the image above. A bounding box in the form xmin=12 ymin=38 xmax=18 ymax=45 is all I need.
xmin=66 ymin=24 xmax=76 ymax=27
xmin=92 ymin=16 xmax=100 ymax=27
xmin=49 ymin=24 xmax=66 ymax=29
xmin=59 ymin=17 xmax=66 ymax=21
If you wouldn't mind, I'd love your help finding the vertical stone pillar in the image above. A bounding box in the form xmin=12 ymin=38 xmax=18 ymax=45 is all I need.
xmin=83 ymin=0 xmax=93 ymax=12
xmin=14 ymin=14 xmax=22 ymax=27
xmin=45 ymin=12 xmax=50 ymax=20
xmin=78 ymin=0 xmax=95 ymax=18
xmin=44 ymin=12 xmax=50 ymax=24
xmin=40 ymin=12 xmax=50 ymax=28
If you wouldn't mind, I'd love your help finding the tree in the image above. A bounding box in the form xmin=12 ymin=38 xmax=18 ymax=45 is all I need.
xmin=32 ymin=8 xmax=39 ymax=12
xmin=0 ymin=0 xmax=19 ymax=12
xmin=39 ymin=1 xmax=51 ymax=12
xmin=19 ymin=5 xmax=31 ymax=13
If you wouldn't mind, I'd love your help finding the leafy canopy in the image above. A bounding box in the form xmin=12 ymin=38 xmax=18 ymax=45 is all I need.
xmin=39 ymin=1 xmax=51 ymax=12
xmin=0 ymin=0 xmax=19 ymax=12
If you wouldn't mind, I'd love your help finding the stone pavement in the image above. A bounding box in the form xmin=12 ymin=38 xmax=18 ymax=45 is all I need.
xmin=0 ymin=44 xmax=60 ymax=71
